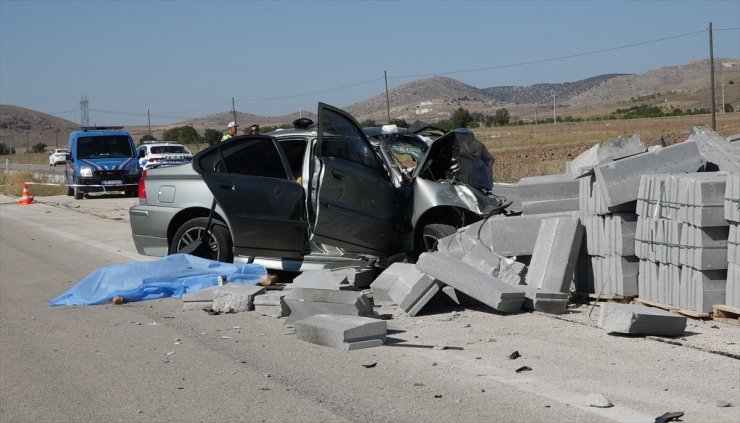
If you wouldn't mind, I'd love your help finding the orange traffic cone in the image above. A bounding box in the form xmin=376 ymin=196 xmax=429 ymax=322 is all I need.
xmin=17 ymin=182 xmax=35 ymax=205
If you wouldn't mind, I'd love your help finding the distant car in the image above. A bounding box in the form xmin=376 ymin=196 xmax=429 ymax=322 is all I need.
xmin=129 ymin=103 xmax=509 ymax=270
xmin=49 ymin=148 xmax=68 ymax=166
xmin=137 ymin=142 xmax=193 ymax=170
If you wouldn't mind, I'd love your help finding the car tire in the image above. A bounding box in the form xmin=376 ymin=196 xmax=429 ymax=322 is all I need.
xmin=420 ymin=223 xmax=457 ymax=253
xmin=73 ymin=179 xmax=84 ymax=200
xmin=66 ymin=180 xmax=73 ymax=196
xmin=171 ymin=217 xmax=233 ymax=263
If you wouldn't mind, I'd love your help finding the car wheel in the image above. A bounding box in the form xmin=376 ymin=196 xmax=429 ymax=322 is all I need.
xmin=420 ymin=223 xmax=457 ymax=253
xmin=73 ymin=179 xmax=84 ymax=200
xmin=171 ymin=217 xmax=233 ymax=262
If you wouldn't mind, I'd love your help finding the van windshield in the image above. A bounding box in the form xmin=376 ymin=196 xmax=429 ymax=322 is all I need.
xmin=77 ymin=136 xmax=134 ymax=159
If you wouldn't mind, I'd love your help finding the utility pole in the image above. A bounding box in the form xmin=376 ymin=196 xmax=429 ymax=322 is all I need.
xmin=232 ymin=98 xmax=237 ymax=127
xmin=709 ymin=22 xmax=716 ymax=130
xmin=534 ymin=108 xmax=538 ymax=125
xmin=384 ymin=70 xmax=391 ymax=124
xmin=147 ymin=109 xmax=152 ymax=136
xmin=552 ymin=92 xmax=556 ymax=125
xmin=26 ymin=131 xmax=29 ymax=154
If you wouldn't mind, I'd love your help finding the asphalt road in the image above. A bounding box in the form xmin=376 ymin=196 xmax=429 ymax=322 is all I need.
xmin=1 ymin=194 xmax=739 ymax=423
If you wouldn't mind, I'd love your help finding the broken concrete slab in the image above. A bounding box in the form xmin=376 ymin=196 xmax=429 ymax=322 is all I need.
xmin=598 ymin=303 xmax=687 ymax=336
xmin=253 ymin=291 xmax=289 ymax=318
xmin=210 ymin=284 xmax=266 ymax=313
xmin=459 ymin=243 xmax=527 ymax=285
xmin=525 ymin=215 xmax=584 ymax=293
xmin=415 ymin=252 xmax=525 ymax=313
xmin=330 ymin=266 xmax=377 ymax=290
xmin=295 ymin=314 xmax=386 ymax=350
xmin=369 ymin=262 xmax=442 ymax=316
xmin=690 ymin=124 xmax=740 ymax=173
xmin=283 ymin=287 xmax=374 ymax=324
xmin=569 ymin=134 xmax=646 ymax=178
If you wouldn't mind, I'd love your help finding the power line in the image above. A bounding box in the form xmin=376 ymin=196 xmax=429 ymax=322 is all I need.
xmin=389 ymin=28 xmax=714 ymax=80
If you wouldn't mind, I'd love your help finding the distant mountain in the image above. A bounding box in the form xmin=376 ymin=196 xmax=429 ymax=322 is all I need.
xmin=1 ymin=58 xmax=737 ymax=147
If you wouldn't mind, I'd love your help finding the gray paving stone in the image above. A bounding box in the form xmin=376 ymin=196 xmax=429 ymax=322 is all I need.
xmin=210 ymin=284 xmax=266 ymax=313
xmin=369 ymin=262 xmax=441 ymax=316
xmin=525 ymin=215 xmax=584 ymax=293
xmin=520 ymin=286 xmax=569 ymax=314
xmin=519 ymin=173 xmax=581 ymax=202
xmin=415 ymin=252 xmax=525 ymax=313
xmin=690 ymin=124 xmax=740 ymax=172
xmin=569 ymin=134 xmax=646 ymax=178
xmin=459 ymin=243 xmax=527 ymax=285
xmin=253 ymin=292 xmax=289 ymax=318
xmin=521 ymin=198 xmax=581 ymax=215
xmin=284 ymin=288 xmax=374 ymax=324
xmin=594 ymin=139 xmax=703 ymax=209
xmin=295 ymin=314 xmax=386 ymax=350
xmin=292 ymin=269 xmax=353 ymax=290
xmin=330 ymin=267 xmax=377 ymax=290
xmin=598 ymin=303 xmax=687 ymax=336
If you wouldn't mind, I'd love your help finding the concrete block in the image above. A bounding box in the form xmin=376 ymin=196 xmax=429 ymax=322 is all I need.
xmin=253 ymin=291 xmax=289 ymax=318
xmin=330 ymin=266 xmax=377 ymax=290
xmin=455 ymin=212 xmax=579 ymax=257
xmin=519 ymin=173 xmax=580 ymax=202
xmin=594 ymin=140 xmax=703 ymax=209
xmin=460 ymin=243 xmax=527 ymax=285
xmin=598 ymin=303 xmax=687 ymax=336
xmin=369 ymin=262 xmax=441 ymax=316
xmin=415 ymin=252 xmax=525 ymax=313
xmin=522 ymin=198 xmax=581 ymax=215
xmin=292 ymin=269 xmax=353 ymax=290
xmin=569 ymin=135 xmax=646 ymax=178
xmin=724 ymin=173 xmax=740 ymax=223
xmin=520 ymin=286 xmax=569 ymax=314
xmin=182 ymin=286 xmax=218 ymax=311
xmin=284 ymin=288 xmax=374 ymax=324
xmin=525 ymin=216 xmax=584 ymax=292
xmin=210 ymin=284 xmax=266 ymax=313
xmin=690 ymin=124 xmax=740 ymax=172
xmin=295 ymin=314 xmax=386 ymax=350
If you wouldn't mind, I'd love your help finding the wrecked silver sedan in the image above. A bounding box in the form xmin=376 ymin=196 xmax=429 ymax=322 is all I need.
xmin=129 ymin=103 xmax=508 ymax=271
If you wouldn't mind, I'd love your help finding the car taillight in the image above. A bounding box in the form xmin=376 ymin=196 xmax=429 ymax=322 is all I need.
xmin=138 ymin=169 xmax=147 ymax=202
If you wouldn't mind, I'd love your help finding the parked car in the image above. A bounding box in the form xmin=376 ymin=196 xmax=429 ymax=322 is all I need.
xmin=65 ymin=127 xmax=140 ymax=199
xmin=137 ymin=141 xmax=193 ymax=170
xmin=129 ymin=103 xmax=509 ymax=271
xmin=49 ymin=148 xmax=68 ymax=166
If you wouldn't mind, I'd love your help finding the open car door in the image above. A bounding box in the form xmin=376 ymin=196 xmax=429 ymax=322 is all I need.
xmin=310 ymin=103 xmax=401 ymax=256
xmin=192 ymin=136 xmax=307 ymax=258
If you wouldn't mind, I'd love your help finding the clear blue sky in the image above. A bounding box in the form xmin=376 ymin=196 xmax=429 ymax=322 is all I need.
xmin=1 ymin=0 xmax=738 ymax=126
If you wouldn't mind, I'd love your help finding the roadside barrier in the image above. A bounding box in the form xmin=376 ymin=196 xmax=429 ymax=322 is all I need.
xmin=17 ymin=182 xmax=35 ymax=205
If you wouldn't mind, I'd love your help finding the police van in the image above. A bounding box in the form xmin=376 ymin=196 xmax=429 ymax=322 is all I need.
xmin=65 ymin=126 xmax=140 ymax=199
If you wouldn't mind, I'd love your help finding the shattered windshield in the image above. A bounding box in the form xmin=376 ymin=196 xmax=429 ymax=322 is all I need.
xmin=375 ymin=133 xmax=429 ymax=171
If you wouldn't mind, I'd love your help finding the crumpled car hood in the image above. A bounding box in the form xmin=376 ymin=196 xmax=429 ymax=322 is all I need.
xmin=413 ymin=128 xmax=494 ymax=192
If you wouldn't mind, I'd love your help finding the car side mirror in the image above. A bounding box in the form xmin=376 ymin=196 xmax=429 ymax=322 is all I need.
xmin=138 ymin=150 xmax=146 ymax=158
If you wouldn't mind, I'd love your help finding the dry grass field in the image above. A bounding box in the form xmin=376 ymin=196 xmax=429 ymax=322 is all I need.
xmin=481 ymin=113 xmax=740 ymax=182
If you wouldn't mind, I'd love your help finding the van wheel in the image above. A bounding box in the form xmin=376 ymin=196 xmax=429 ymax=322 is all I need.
xmin=171 ymin=217 xmax=233 ymax=262
xmin=420 ymin=223 xmax=456 ymax=253
xmin=74 ymin=182 xmax=84 ymax=200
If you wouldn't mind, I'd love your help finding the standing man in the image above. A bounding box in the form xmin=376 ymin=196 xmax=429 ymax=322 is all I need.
xmin=221 ymin=121 xmax=238 ymax=142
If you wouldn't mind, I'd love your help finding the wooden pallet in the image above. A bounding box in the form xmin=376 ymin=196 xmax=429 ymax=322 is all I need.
xmin=571 ymin=292 xmax=636 ymax=304
xmin=633 ymin=298 xmax=711 ymax=319
xmin=712 ymin=305 xmax=740 ymax=325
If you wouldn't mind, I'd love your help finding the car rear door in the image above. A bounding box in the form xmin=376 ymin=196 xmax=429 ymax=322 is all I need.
xmin=310 ymin=103 xmax=401 ymax=256
xmin=192 ymin=136 xmax=307 ymax=258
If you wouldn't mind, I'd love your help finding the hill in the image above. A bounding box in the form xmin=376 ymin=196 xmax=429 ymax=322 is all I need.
xmin=1 ymin=58 xmax=738 ymax=148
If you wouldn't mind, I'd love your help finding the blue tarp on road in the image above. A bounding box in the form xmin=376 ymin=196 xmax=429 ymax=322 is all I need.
xmin=48 ymin=254 xmax=267 ymax=306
